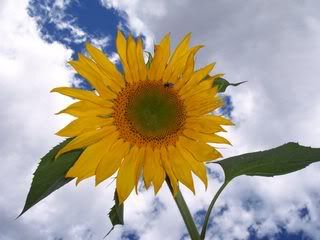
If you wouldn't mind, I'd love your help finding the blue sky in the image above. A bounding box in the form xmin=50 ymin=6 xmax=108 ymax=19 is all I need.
xmin=1 ymin=0 xmax=320 ymax=239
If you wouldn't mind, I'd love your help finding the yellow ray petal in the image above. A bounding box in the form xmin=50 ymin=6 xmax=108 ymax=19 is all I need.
xmin=56 ymin=126 xmax=116 ymax=159
xmin=179 ymin=136 xmax=222 ymax=162
xmin=162 ymin=33 xmax=191 ymax=83
xmin=160 ymin=146 xmax=178 ymax=195
xmin=148 ymin=33 xmax=170 ymax=81
xmin=136 ymin=38 xmax=147 ymax=81
xmin=56 ymin=117 xmax=114 ymax=137
xmin=126 ymin=35 xmax=140 ymax=82
xmin=143 ymin=145 xmax=155 ymax=188
xmin=116 ymin=30 xmax=133 ymax=82
xmin=152 ymin=148 xmax=165 ymax=194
xmin=66 ymin=133 xmax=118 ymax=179
xmin=186 ymin=115 xmax=234 ymax=128
xmin=51 ymin=87 xmax=113 ymax=107
xmin=69 ymin=59 xmax=109 ymax=97
xmin=77 ymin=55 xmax=121 ymax=94
xmin=183 ymin=129 xmax=231 ymax=145
xmin=172 ymin=45 xmax=204 ymax=90
xmin=177 ymin=142 xmax=208 ymax=188
xmin=73 ymin=132 xmax=119 ymax=184
xmin=85 ymin=43 xmax=124 ymax=88
xmin=169 ymin=33 xmax=191 ymax=66
xmin=186 ymin=95 xmax=223 ymax=116
xmin=134 ymin=147 xmax=145 ymax=194
xmin=180 ymin=78 xmax=212 ymax=100
xmin=180 ymin=45 xmax=203 ymax=83
xmin=95 ymin=139 xmax=130 ymax=185
xmin=168 ymin=145 xmax=195 ymax=194
xmin=179 ymin=63 xmax=215 ymax=95
xmin=57 ymin=100 xmax=113 ymax=117
xmin=117 ymin=146 xmax=139 ymax=203
xmin=184 ymin=121 xmax=225 ymax=134
xmin=168 ymin=45 xmax=203 ymax=85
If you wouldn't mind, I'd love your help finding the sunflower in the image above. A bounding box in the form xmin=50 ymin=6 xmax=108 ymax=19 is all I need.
xmin=52 ymin=31 xmax=233 ymax=203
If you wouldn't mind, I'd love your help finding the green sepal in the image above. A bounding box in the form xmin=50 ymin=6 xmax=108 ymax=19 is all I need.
xmin=215 ymin=142 xmax=320 ymax=182
xmin=105 ymin=190 xmax=124 ymax=237
xmin=212 ymin=77 xmax=247 ymax=93
xmin=19 ymin=138 xmax=82 ymax=217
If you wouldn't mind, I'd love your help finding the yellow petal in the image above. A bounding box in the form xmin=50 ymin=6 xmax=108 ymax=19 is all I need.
xmin=57 ymin=100 xmax=113 ymax=117
xmin=66 ymin=133 xmax=118 ymax=179
xmin=180 ymin=78 xmax=212 ymax=100
xmin=117 ymin=146 xmax=139 ymax=203
xmin=183 ymin=129 xmax=231 ymax=145
xmin=168 ymin=145 xmax=195 ymax=194
xmin=126 ymin=35 xmax=139 ymax=82
xmin=136 ymin=38 xmax=147 ymax=81
xmin=116 ymin=30 xmax=133 ymax=82
xmin=77 ymin=56 xmax=121 ymax=94
xmin=135 ymin=147 xmax=145 ymax=193
xmin=184 ymin=120 xmax=225 ymax=134
xmin=177 ymin=142 xmax=208 ymax=188
xmin=162 ymin=33 xmax=191 ymax=83
xmin=51 ymin=87 xmax=113 ymax=107
xmin=143 ymin=145 xmax=155 ymax=188
xmin=152 ymin=148 xmax=165 ymax=194
xmin=148 ymin=33 xmax=170 ymax=81
xmin=95 ymin=139 xmax=130 ymax=185
xmin=169 ymin=33 xmax=191 ymax=66
xmin=56 ymin=126 xmax=116 ymax=159
xmin=186 ymin=115 xmax=234 ymax=127
xmin=69 ymin=59 xmax=108 ymax=97
xmin=179 ymin=63 xmax=215 ymax=95
xmin=169 ymin=45 xmax=202 ymax=85
xmin=180 ymin=45 xmax=203 ymax=83
xmin=160 ymin=146 xmax=178 ymax=195
xmin=56 ymin=117 xmax=114 ymax=137
xmin=185 ymin=95 xmax=223 ymax=116
xmin=179 ymin=136 xmax=222 ymax=162
xmin=172 ymin=46 xmax=204 ymax=90
xmin=85 ymin=42 xmax=124 ymax=88
xmin=73 ymin=54 xmax=119 ymax=97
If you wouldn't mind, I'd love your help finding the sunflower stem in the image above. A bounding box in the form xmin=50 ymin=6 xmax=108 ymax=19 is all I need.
xmin=166 ymin=179 xmax=201 ymax=240
xmin=200 ymin=181 xmax=229 ymax=240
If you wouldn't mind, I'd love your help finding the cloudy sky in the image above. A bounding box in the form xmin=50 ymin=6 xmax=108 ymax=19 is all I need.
xmin=1 ymin=0 xmax=320 ymax=239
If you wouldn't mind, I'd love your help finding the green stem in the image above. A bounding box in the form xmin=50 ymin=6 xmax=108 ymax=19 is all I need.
xmin=200 ymin=181 xmax=229 ymax=240
xmin=166 ymin=179 xmax=201 ymax=240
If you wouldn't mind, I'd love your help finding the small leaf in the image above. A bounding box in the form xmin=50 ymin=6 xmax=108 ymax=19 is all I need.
xmin=215 ymin=142 xmax=320 ymax=182
xmin=106 ymin=191 xmax=124 ymax=237
xmin=145 ymin=51 xmax=153 ymax=69
xmin=19 ymin=139 xmax=82 ymax=216
xmin=213 ymin=77 xmax=247 ymax=93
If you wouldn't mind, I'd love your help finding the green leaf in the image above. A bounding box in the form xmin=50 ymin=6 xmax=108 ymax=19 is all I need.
xmin=216 ymin=142 xmax=320 ymax=182
xmin=201 ymin=143 xmax=320 ymax=239
xmin=19 ymin=138 xmax=82 ymax=216
xmin=106 ymin=191 xmax=124 ymax=237
xmin=212 ymin=77 xmax=247 ymax=93
xmin=145 ymin=51 xmax=153 ymax=69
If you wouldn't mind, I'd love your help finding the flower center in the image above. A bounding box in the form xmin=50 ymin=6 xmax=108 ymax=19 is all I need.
xmin=113 ymin=81 xmax=186 ymax=147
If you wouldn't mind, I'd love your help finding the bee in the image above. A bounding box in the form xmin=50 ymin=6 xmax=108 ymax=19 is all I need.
xmin=164 ymin=82 xmax=174 ymax=88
